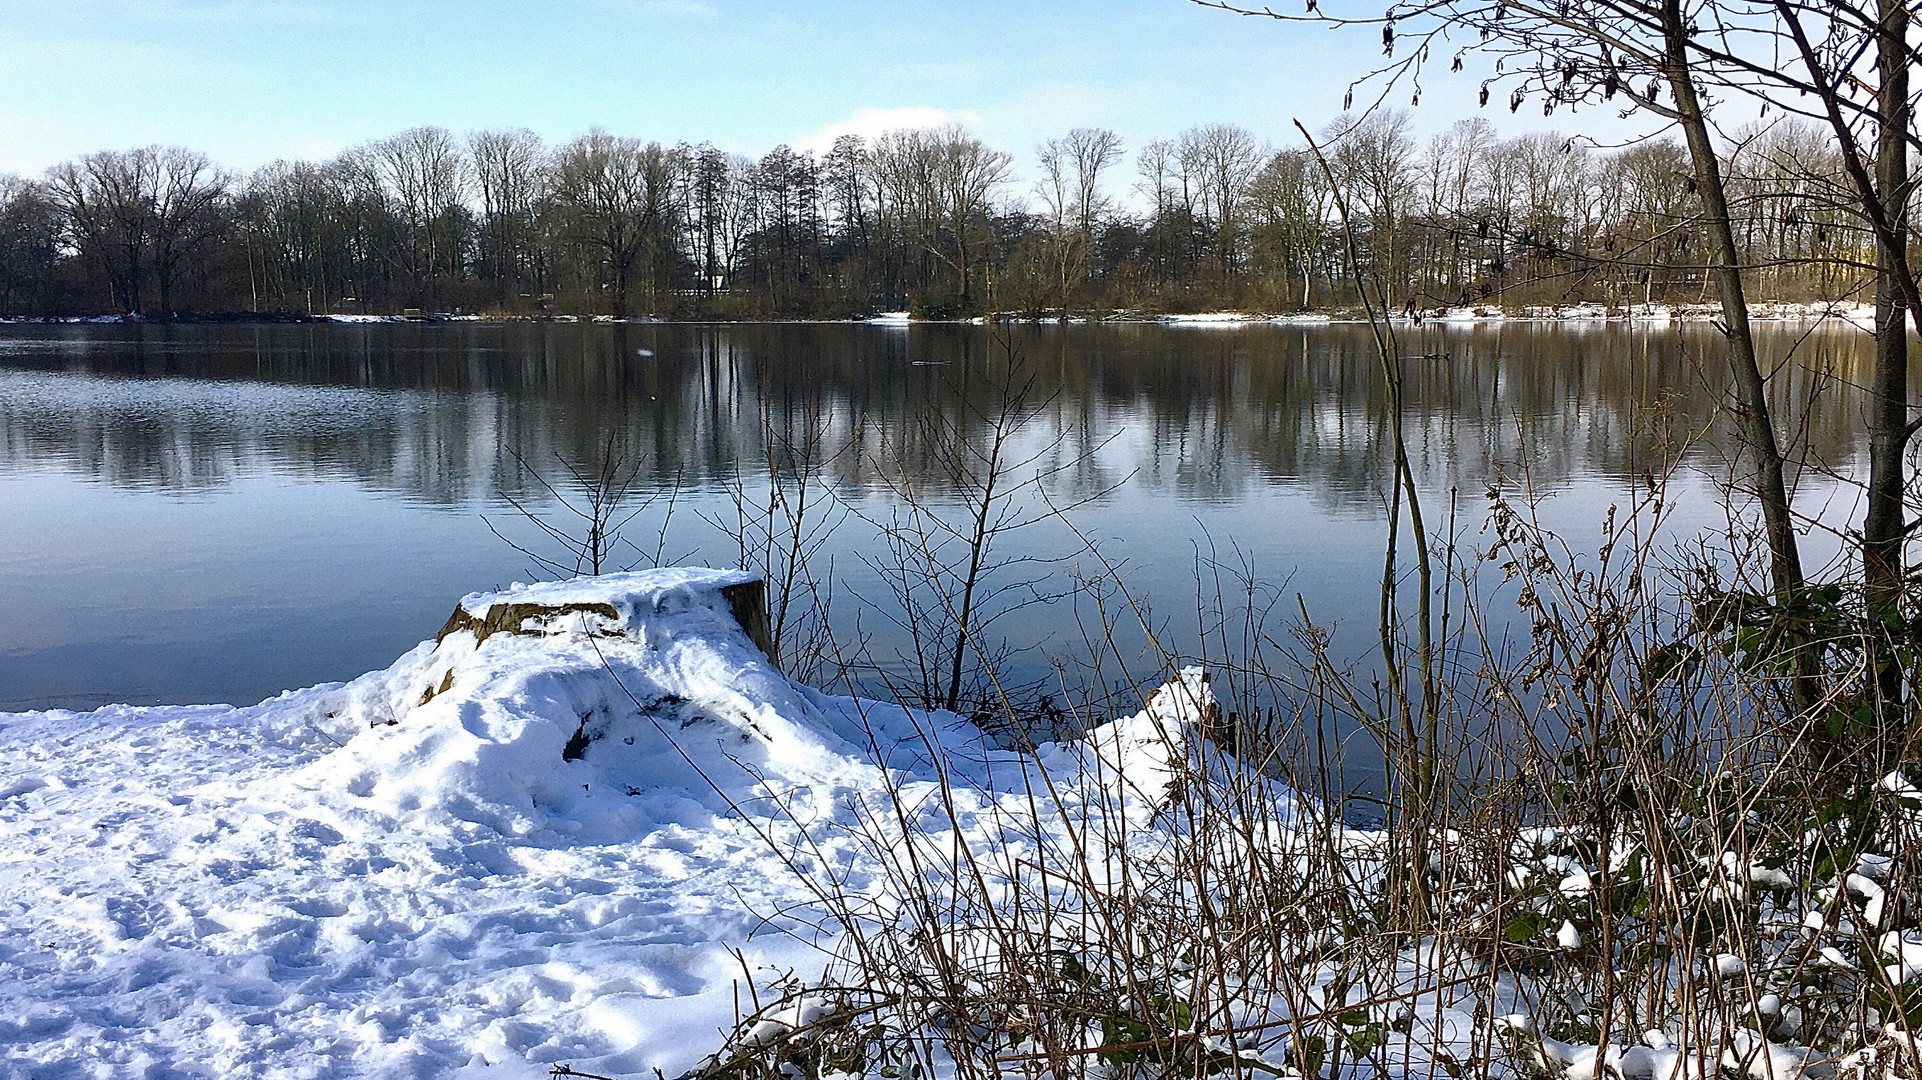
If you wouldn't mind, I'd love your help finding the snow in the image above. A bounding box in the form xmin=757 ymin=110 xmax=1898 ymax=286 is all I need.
xmin=4 ymin=566 xmax=1908 ymax=1080
xmin=1145 ymin=302 xmax=1888 ymax=326
xmin=1160 ymin=311 xmax=1258 ymax=325
xmin=1558 ymin=863 xmax=1595 ymax=896
xmin=1818 ymin=945 xmax=1856 ymax=969
xmin=1149 ymin=301 xmax=1880 ymax=328
xmin=0 ymin=569 xmax=1288 ymax=1079
xmin=1556 ymin=919 xmax=1582 ymax=950
xmin=1724 ymin=1028 xmax=1827 ymax=1080
xmin=1879 ymin=932 xmax=1922 ymax=984
xmin=1847 ymin=872 xmax=1890 ymax=925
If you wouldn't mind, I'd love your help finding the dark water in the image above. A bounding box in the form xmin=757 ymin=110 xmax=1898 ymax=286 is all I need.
xmin=0 ymin=320 xmax=1874 ymax=717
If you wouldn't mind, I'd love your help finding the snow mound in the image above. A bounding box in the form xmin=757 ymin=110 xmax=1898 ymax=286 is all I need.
xmin=1031 ymin=666 xmax=1274 ymax=826
xmin=294 ymin=569 xmax=868 ymax=839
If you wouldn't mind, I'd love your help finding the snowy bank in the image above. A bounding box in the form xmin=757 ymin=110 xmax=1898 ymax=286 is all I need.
xmin=6 ymin=568 xmax=1906 ymax=1080
xmin=0 ymin=569 xmax=1271 ymax=1079
xmin=1151 ymin=301 xmax=1879 ymax=327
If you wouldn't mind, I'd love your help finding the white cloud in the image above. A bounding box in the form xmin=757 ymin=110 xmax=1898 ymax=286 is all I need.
xmin=790 ymin=106 xmax=984 ymax=156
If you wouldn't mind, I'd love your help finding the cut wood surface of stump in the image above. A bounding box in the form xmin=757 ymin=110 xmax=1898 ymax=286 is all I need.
xmin=431 ymin=570 xmax=778 ymax=670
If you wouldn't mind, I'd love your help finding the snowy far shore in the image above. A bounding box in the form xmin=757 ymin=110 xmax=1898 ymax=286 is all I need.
xmin=1153 ymin=300 xmax=1878 ymax=328
xmin=0 ymin=301 xmax=1882 ymax=329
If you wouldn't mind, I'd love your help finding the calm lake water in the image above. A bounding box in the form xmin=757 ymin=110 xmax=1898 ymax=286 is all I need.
xmin=0 ymin=320 xmax=1876 ymax=727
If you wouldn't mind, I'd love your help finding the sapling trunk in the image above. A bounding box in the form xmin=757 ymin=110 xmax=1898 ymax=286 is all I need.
xmin=1299 ymin=119 xmax=1443 ymax=917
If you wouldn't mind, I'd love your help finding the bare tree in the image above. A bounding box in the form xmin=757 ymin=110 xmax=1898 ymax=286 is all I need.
xmin=1176 ymin=123 xmax=1265 ymax=281
xmin=1135 ymin=138 xmax=1182 ymax=292
xmin=467 ymin=128 xmax=547 ymax=306
xmin=747 ymin=145 xmax=822 ymax=311
xmin=1035 ymin=127 xmax=1122 ymax=315
xmin=0 ymin=176 xmax=58 ymax=313
xmin=1207 ymin=0 xmax=1809 ymax=602
xmin=1417 ymin=118 xmax=1496 ymax=300
xmin=1325 ymin=111 xmax=1417 ymax=305
xmin=822 ymin=135 xmax=871 ymax=244
xmin=551 ymin=129 xmax=682 ymax=317
xmin=369 ymin=126 xmax=467 ymax=302
xmin=149 ymin=148 xmax=229 ymax=314
xmin=680 ymin=143 xmax=755 ymax=297
xmin=1592 ymin=139 xmax=1698 ymax=305
xmin=870 ymin=124 xmax=1011 ymax=313
xmin=1243 ymin=148 xmax=1330 ymax=307
xmin=1721 ymin=120 xmax=1851 ymax=299
xmin=1744 ymin=0 xmax=1918 ymax=689
xmin=821 ymin=135 xmax=883 ymax=307
xmin=45 ymin=148 xmax=157 ymax=313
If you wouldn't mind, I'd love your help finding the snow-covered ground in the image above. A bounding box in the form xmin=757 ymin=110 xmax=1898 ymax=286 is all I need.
xmin=0 ymin=569 xmax=1260 ymax=1079
xmin=6 ymin=568 xmax=1913 ymax=1080
xmin=1154 ymin=301 xmax=1879 ymax=327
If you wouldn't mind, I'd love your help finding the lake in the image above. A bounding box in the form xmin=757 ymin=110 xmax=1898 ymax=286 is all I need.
xmin=0 ymin=319 xmax=1874 ymax=735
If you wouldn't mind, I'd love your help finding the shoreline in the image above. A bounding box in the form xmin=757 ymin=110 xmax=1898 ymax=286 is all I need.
xmin=0 ymin=300 xmax=1880 ymax=329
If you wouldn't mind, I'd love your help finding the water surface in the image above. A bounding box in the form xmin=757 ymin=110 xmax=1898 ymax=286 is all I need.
xmin=0 ymin=320 xmax=1875 ymax=718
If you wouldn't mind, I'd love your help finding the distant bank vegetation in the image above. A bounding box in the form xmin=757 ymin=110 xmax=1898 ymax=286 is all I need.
xmin=0 ymin=114 xmax=1865 ymax=320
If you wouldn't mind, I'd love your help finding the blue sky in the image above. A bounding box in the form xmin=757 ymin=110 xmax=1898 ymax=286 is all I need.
xmin=1 ymin=0 xmax=1641 ymax=183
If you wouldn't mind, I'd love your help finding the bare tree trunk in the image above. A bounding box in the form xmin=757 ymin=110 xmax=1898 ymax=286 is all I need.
xmin=1663 ymin=4 xmax=1805 ymax=601
xmin=955 ymin=227 xmax=973 ymax=312
xmin=1865 ymin=0 xmax=1911 ymax=645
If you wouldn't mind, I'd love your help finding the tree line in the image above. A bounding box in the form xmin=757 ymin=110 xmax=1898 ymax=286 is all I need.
xmin=0 ymin=114 xmax=1867 ymax=319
